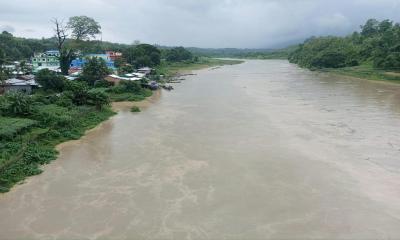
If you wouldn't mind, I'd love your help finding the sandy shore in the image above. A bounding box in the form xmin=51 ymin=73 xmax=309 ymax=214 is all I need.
xmin=111 ymin=89 xmax=162 ymax=112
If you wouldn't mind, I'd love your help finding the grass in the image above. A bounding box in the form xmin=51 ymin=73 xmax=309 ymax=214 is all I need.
xmin=323 ymin=63 xmax=400 ymax=83
xmin=108 ymin=89 xmax=152 ymax=102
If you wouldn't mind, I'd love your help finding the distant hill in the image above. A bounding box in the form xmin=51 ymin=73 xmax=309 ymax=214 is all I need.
xmin=186 ymin=46 xmax=297 ymax=59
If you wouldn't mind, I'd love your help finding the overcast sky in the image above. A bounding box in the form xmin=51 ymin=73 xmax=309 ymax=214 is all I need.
xmin=1 ymin=0 xmax=400 ymax=48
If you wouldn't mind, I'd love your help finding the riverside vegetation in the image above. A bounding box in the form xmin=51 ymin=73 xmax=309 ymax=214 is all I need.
xmin=288 ymin=19 xmax=400 ymax=82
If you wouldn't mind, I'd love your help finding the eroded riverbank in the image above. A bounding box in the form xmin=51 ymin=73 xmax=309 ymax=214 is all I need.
xmin=1 ymin=60 xmax=400 ymax=239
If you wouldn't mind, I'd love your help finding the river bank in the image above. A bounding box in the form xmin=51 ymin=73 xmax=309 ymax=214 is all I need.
xmin=321 ymin=64 xmax=400 ymax=84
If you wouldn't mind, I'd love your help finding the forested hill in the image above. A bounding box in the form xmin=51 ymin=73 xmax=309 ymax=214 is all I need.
xmin=289 ymin=19 xmax=400 ymax=71
xmin=187 ymin=47 xmax=294 ymax=59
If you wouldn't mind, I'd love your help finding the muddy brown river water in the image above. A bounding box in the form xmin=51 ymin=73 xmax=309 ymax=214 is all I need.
xmin=1 ymin=60 xmax=400 ymax=239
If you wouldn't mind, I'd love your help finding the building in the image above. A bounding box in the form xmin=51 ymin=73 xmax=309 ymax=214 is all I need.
xmin=106 ymin=51 xmax=122 ymax=61
xmin=70 ymin=54 xmax=115 ymax=69
xmin=137 ymin=67 xmax=152 ymax=75
xmin=31 ymin=50 xmax=60 ymax=73
xmin=17 ymin=75 xmax=35 ymax=81
xmin=0 ymin=78 xmax=38 ymax=94
xmin=104 ymin=73 xmax=146 ymax=85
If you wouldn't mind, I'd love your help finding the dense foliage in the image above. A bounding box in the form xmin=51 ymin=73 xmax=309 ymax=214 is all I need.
xmin=36 ymin=69 xmax=67 ymax=92
xmin=123 ymin=44 xmax=161 ymax=68
xmin=289 ymin=19 xmax=400 ymax=70
xmin=67 ymin=16 xmax=102 ymax=41
xmin=0 ymin=31 xmax=57 ymax=62
xmin=165 ymin=47 xmax=193 ymax=62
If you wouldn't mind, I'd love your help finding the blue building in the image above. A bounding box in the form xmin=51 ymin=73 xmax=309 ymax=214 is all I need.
xmin=70 ymin=54 xmax=115 ymax=69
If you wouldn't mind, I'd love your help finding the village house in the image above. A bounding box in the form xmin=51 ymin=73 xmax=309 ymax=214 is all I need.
xmin=31 ymin=50 xmax=60 ymax=73
xmin=0 ymin=78 xmax=38 ymax=94
xmin=70 ymin=53 xmax=115 ymax=69
xmin=137 ymin=67 xmax=153 ymax=75
xmin=104 ymin=74 xmax=142 ymax=85
xmin=106 ymin=51 xmax=122 ymax=61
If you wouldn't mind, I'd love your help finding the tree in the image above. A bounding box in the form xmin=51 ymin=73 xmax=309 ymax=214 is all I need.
xmin=123 ymin=44 xmax=161 ymax=68
xmin=165 ymin=47 xmax=193 ymax=62
xmin=0 ymin=47 xmax=4 ymax=66
xmin=81 ymin=57 xmax=110 ymax=86
xmin=52 ymin=18 xmax=74 ymax=75
xmin=290 ymin=18 xmax=400 ymax=71
xmin=361 ymin=19 xmax=379 ymax=38
xmin=87 ymin=88 xmax=109 ymax=110
xmin=36 ymin=69 xmax=66 ymax=92
xmin=289 ymin=37 xmax=359 ymax=69
xmin=53 ymin=16 xmax=101 ymax=75
xmin=67 ymin=16 xmax=101 ymax=41
xmin=0 ymin=48 xmax=7 ymax=82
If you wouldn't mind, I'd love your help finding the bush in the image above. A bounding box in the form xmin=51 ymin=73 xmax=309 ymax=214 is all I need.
xmin=87 ymin=88 xmax=110 ymax=110
xmin=94 ymin=79 xmax=113 ymax=88
xmin=0 ymin=91 xmax=33 ymax=117
xmin=23 ymin=144 xmax=57 ymax=165
xmin=131 ymin=106 xmax=140 ymax=112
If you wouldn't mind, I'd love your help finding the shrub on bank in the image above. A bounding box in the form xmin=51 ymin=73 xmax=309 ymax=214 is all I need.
xmin=131 ymin=106 xmax=140 ymax=112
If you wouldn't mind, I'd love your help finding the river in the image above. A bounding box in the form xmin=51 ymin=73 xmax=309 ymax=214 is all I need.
xmin=1 ymin=60 xmax=400 ymax=239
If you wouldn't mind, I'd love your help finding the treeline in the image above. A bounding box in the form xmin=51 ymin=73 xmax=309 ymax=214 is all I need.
xmin=289 ymin=19 xmax=400 ymax=70
xmin=120 ymin=45 xmax=194 ymax=69
xmin=188 ymin=47 xmax=277 ymax=58
xmin=0 ymin=29 xmax=195 ymax=71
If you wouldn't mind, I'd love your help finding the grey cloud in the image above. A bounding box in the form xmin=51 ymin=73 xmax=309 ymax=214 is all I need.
xmin=0 ymin=0 xmax=399 ymax=48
